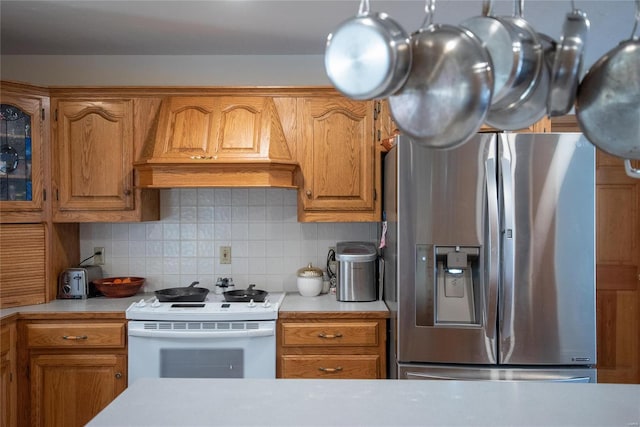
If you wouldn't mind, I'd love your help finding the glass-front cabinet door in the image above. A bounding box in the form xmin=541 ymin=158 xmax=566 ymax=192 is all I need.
xmin=0 ymin=93 xmax=45 ymax=222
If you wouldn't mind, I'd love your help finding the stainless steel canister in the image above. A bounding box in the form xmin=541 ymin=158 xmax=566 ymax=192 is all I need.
xmin=335 ymin=241 xmax=378 ymax=302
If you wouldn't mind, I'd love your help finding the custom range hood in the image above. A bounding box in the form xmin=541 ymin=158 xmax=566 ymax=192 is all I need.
xmin=135 ymin=96 xmax=298 ymax=188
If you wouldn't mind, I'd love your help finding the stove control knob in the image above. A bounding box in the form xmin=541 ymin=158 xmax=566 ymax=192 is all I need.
xmin=135 ymin=299 xmax=147 ymax=307
xmin=262 ymin=298 xmax=271 ymax=308
xmin=247 ymin=299 xmax=256 ymax=308
xmin=151 ymin=299 xmax=161 ymax=308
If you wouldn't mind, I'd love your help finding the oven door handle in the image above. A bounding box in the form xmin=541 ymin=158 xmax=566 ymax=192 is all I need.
xmin=128 ymin=328 xmax=274 ymax=339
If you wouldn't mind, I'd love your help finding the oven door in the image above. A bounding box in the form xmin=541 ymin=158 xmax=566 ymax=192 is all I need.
xmin=127 ymin=320 xmax=275 ymax=385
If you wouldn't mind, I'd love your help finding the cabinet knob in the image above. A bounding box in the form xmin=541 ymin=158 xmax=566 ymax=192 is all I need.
xmin=124 ymin=189 xmax=132 ymax=196
xmin=115 ymin=372 xmax=122 ymax=379
xmin=306 ymin=190 xmax=312 ymax=198
xmin=317 ymin=332 xmax=343 ymax=339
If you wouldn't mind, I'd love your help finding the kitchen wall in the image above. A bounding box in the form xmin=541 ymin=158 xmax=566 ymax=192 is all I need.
xmin=80 ymin=188 xmax=378 ymax=293
xmin=0 ymin=55 xmax=329 ymax=86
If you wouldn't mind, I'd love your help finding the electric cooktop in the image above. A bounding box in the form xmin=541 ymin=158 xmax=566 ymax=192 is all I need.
xmin=125 ymin=292 xmax=285 ymax=322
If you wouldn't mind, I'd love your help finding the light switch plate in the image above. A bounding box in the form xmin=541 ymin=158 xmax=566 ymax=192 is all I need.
xmin=220 ymin=246 xmax=231 ymax=264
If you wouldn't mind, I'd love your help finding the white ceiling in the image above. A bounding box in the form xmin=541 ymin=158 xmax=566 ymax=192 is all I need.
xmin=0 ymin=1 xmax=637 ymax=67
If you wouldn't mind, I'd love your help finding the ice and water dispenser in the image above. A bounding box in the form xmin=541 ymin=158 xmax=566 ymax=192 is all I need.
xmin=416 ymin=244 xmax=481 ymax=325
xmin=434 ymin=246 xmax=480 ymax=324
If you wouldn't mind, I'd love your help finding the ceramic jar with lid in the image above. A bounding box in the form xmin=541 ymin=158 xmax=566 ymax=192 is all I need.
xmin=296 ymin=263 xmax=323 ymax=297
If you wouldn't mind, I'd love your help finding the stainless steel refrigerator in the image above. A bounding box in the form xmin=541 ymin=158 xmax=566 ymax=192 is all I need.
xmin=382 ymin=132 xmax=597 ymax=382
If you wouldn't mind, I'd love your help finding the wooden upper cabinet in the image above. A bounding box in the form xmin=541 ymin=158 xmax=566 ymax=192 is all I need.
xmin=54 ymin=99 xmax=133 ymax=211
xmin=0 ymin=88 xmax=48 ymax=223
xmin=52 ymin=97 xmax=159 ymax=222
xmin=297 ymin=97 xmax=379 ymax=222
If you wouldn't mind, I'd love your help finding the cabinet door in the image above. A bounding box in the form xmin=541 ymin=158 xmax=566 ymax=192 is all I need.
xmin=375 ymin=100 xmax=397 ymax=144
xmin=0 ymin=223 xmax=46 ymax=308
xmin=596 ymin=151 xmax=640 ymax=384
xmin=54 ymin=99 xmax=133 ymax=211
xmin=1 ymin=322 xmax=16 ymax=427
xmin=298 ymin=97 xmax=377 ymax=221
xmin=152 ymin=96 xmax=219 ymax=160
xmin=0 ymin=93 xmax=45 ymax=222
xmin=30 ymin=354 xmax=126 ymax=427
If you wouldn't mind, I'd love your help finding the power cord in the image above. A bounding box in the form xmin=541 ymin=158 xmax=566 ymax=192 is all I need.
xmin=326 ymin=248 xmax=336 ymax=279
xmin=78 ymin=249 xmax=102 ymax=266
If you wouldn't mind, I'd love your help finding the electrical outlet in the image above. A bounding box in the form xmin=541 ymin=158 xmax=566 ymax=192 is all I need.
xmin=94 ymin=247 xmax=104 ymax=265
xmin=220 ymin=246 xmax=231 ymax=264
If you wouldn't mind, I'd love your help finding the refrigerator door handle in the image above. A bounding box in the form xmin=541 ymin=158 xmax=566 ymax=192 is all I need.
xmin=405 ymin=371 xmax=592 ymax=383
xmin=485 ymin=156 xmax=499 ymax=361
xmin=499 ymin=142 xmax=516 ymax=362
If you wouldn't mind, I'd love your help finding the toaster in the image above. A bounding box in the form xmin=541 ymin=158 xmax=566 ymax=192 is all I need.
xmin=58 ymin=265 xmax=103 ymax=299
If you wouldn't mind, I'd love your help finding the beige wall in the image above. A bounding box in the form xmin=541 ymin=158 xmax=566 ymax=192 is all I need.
xmin=0 ymin=55 xmax=328 ymax=86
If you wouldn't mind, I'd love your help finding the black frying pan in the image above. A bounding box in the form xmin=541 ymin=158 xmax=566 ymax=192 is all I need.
xmin=223 ymin=284 xmax=268 ymax=302
xmin=155 ymin=281 xmax=210 ymax=302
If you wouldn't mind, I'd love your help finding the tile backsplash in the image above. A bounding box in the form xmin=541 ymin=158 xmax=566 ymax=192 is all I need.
xmin=80 ymin=188 xmax=378 ymax=293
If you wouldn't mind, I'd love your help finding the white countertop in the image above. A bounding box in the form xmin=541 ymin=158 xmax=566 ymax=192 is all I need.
xmin=87 ymin=378 xmax=640 ymax=426
xmin=0 ymin=294 xmax=141 ymax=318
xmin=280 ymin=292 xmax=388 ymax=313
xmin=0 ymin=292 xmax=388 ymax=319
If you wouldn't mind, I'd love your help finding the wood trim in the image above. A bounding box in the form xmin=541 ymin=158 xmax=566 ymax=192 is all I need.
xmin=597 ymin=265 xmax=639 ymax=291
xmin=550 ymin=115 xmax=580 ymax=133
xmin=48 ymin=86 xmax=344 ymax=98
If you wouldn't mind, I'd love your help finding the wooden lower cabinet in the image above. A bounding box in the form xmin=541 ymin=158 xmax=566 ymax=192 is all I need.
xmin=30 ymin=354 xmax=126 ymax=426
xmin=1 ymin=319 xmax=17 ymax=427
xmin=277 ymin=316 xmax=387 ymax=379
xmin=18 ymin=318 xmax=127 ymax=427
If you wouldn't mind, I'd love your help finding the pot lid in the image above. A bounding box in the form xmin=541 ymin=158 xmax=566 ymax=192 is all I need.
xmin=297 ymin=263 xmax=323 ymax=277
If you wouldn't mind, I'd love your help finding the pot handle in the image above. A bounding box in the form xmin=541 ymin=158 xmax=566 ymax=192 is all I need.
xmin=482 ymin=0 xmax=493 ymax=17
xmin=419 ymin=0 xmax=436 ymax=30
xmin=357 ymin=0 xmax=370 ymax=16
xmin=625 ymin=160 xmax=640 ymax=179
xmin=513 ymin=0 xmax=524 ymax=18
xmin=631 ymin=0 xmax=640 ymax=39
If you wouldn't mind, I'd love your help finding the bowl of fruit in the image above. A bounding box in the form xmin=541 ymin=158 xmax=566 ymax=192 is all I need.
xmin=93 ymin=277 xmax=145 ymax=298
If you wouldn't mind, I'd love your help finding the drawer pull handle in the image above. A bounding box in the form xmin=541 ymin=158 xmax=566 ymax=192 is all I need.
xmin=318 ymin=333 xmax=342 ymax=339
xmin=62 ymin=335 xmax=88 ymax=341
xmin=319 ymin=367 xmax=343 ymax=373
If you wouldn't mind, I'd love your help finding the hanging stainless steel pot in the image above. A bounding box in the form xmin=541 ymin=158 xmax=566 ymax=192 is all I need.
xmin=388 ymin=0 xmax=493 ymax=149
xmin=547 ymin=2 xmax=590 ymax=117
xmin=461 ymin=0 xmax=531 ymax=106
xmin=576 ymin=0 xmax=640 ymax=179
xmin=484 ymin=0 xmax=546 ymax=130
xmin=324 ymin=0 xmax=411 ymax=100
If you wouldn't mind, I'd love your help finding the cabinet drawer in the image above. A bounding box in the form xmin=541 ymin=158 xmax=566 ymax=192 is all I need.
xmin=281 ymin=355 xmax=379 ymax=379
xmin=281 ymin=322 xmax=379 ymax=347
xmin=26 ymin=323 xmax=125 ymax=349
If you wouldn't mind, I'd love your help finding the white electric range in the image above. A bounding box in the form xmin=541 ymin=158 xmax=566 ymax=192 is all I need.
xmin=126 ymin=292 xmax=285 ymax=385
